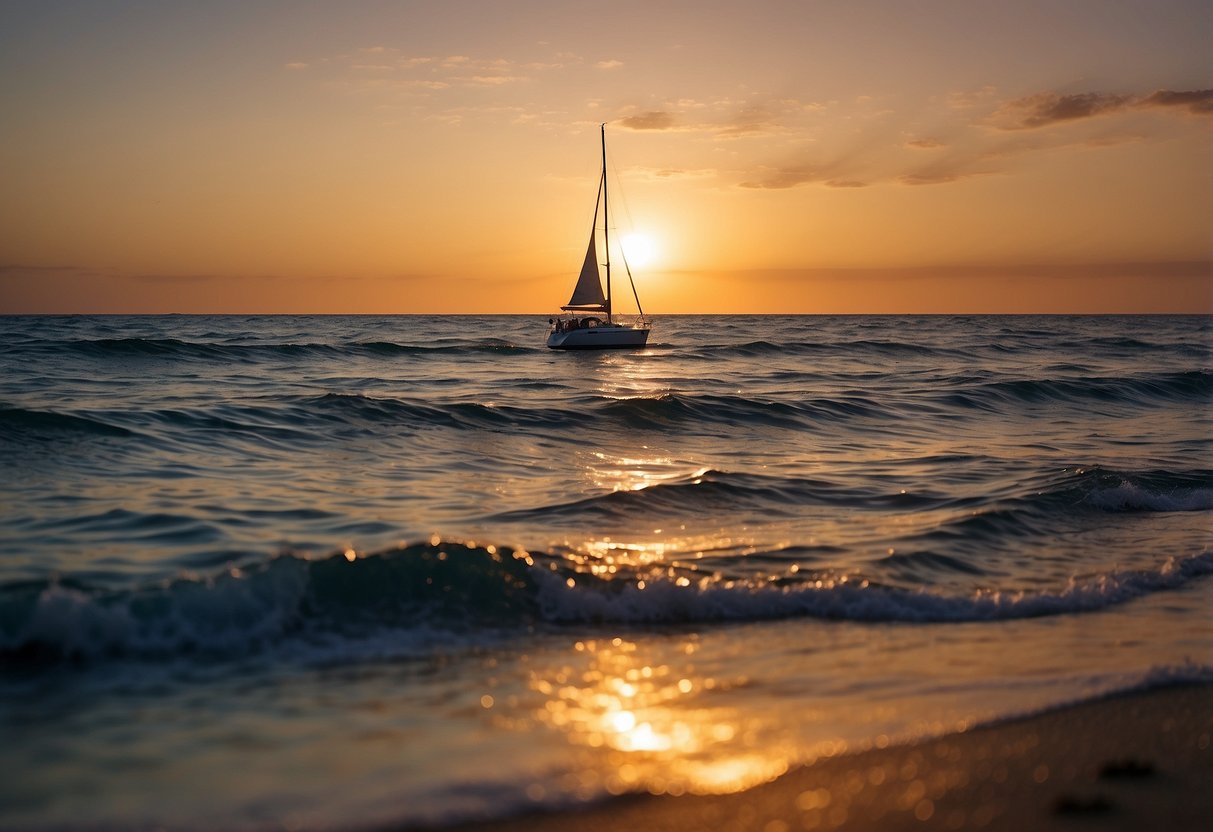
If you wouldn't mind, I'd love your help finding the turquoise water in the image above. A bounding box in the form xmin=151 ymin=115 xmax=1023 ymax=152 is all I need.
xmin=1 ymin=314 xmax=1210 ymax=829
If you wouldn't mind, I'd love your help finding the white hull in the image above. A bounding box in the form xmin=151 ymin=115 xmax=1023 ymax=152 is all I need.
xmin=547 ymin=323 xmax=650 ymax=349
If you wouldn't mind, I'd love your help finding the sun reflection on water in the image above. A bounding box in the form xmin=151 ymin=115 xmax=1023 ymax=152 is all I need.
xmin=530 ymin=636 xmax=793 ymax=796
xmin=521 ymin=359 xmax=811 ymax=795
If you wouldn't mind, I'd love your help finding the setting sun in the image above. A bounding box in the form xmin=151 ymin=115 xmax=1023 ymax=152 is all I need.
xmin=621 ymin=232 xmax=659 ymax=269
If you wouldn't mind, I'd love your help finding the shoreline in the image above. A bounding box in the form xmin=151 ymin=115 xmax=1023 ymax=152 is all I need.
xmin=427 ymin=682 xmax=1212 ymax=832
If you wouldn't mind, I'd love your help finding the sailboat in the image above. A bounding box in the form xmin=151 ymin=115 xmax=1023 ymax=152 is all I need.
xmin=547 ymin=124 xmax=651 ymax=350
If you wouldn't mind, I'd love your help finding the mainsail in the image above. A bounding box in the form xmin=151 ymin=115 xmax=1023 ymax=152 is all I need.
xmin=562 ymin=230 xmax=607 ymax=311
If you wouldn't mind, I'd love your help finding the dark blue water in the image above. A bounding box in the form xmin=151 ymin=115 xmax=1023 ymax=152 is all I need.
xmin=1 ymin=314 xmax=1210 ymax=830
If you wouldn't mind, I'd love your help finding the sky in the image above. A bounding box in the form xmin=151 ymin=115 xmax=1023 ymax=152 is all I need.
xmin=0 ymin=0 xmax=1210 ymax=313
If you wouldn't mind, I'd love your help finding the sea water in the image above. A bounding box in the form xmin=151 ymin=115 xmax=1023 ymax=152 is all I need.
xmin=0 ymin=314 xmax=1210 ymax=830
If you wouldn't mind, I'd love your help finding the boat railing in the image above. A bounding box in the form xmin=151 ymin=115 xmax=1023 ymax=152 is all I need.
xmin=611 ymin=313 xmax=650 ymax=326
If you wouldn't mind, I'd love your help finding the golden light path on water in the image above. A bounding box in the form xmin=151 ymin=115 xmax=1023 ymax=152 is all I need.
xmin=515 ymin=351 xmax=861 ymax=796
xmin=528 ymin=635 xmax=801 ymax=796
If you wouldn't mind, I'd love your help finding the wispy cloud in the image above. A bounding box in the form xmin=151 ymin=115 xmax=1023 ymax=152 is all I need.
xmin=312 ymin=47 xmax=573 ymax=94
xmin=992 ymin=91 xmax=1133 ymax=129
xmin=1138 ymin=88 xmax=1213 ymax=115
xmin=619 ymin=111 xmax=678 ymax=130
xmin=739 ymin=166 xmax=829 ymax=190
xmin=627 ymin=166 xmax=719 ymax=181
xmin=740 ymin=83 xmax=1212 ymax=191
xmin=715 ymin=101 xmax=790 ymax=137
xmin=991 ymin=88 xmax=1213 ymax=129
xmin=898 ymin=171 xmax=968 ymax=186
xmin=614 ymin=96 xmax=820 ymax=138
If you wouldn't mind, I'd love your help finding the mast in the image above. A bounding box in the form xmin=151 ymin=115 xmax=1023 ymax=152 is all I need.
xmin=601 ymin=123 xmax=611 ymax=323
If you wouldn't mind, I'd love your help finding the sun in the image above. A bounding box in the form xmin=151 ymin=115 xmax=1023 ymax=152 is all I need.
xmin=621 ymin=232 xmax=659 ymax=268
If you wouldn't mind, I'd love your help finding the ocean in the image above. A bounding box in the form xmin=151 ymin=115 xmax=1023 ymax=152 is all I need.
xmin=1 ymin=313 xmax=1210 ymax=831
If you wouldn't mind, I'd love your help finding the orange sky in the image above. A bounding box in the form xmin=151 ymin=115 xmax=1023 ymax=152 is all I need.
xmin=1 ymin=0 xmax=1210 ymax=313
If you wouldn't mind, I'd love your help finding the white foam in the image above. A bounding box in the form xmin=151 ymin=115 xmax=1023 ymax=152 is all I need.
xmin=2 ymin=560 xmax=311 ymax=658
xmin=535 ymin=550 xmax=1213 ymax=624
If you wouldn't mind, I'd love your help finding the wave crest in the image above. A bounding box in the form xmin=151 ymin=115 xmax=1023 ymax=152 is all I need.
xmin=3 ymin=542 xmax=1211 ymax=666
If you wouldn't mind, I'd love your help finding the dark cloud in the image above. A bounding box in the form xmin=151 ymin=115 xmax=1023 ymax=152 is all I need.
xmin=825 ymin=180 xmax=869 ymax=188
xmin=992 ymin=88 xmax=1213 ymax=130
xmin=998 ymin=91 xmax=1133 ymax=129
xmin=1138 ymin=88 xmax=1213 ymax=115
xmin=906 ymin=137 xmax=946 ymax=149
xmin=619 ymin=111 xmax=676 ymax=130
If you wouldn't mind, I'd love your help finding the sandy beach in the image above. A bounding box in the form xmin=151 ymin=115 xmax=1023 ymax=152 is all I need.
xmin=439 ymin=682 xmax=1212 ymax=832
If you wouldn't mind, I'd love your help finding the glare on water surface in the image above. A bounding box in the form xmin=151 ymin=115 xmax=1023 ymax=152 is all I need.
xmin=528 ymin=636 xmax=794 ymax=796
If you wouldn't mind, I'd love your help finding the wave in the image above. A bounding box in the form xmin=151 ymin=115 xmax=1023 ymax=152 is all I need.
xmin=494 ymin=465 xmax=1211 ymax=528
xmin=304 ymin=392 xmax=573 ymax=431
xmin=0 ymin=405 xmax=135 ymax=440
xmin=688 ymin=339 xmax=967 ymax=361
xmin=1055 ymin=335 xmax=1211 ymax=359
xmin=6 ymin=367 xmax=1205 ymax=453
xmin=25 ymin=337 xmax=537 ymax=362
xmin=0 ymin=542 xmax=535 ymax=663
xmin=897 ymin=467 xmax=1212 ymax=555
xmin=539 ymin=550 xmax=1213 ymax=625
xmin=1071 ymin=467 xmax=1213 ymax=512
xmin=350 ymin=339 xmax=533 ymax=356
xmin=4 ymin=540 xmax=1211 ymax=665
xmin=133 ymin=391 xmax=896 ymax=441
xmin=297 ymin=373 xmax=1211 ymax=435
xmin=595 ymin=391 xmax=902 ymax=431
xmin=491 ymin=468 xmax=964 ymax=523
xmin=942 ymin=370 xmax=1212 ymax=412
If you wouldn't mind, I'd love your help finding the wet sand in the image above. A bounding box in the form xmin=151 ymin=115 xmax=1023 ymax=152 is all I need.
xmin=437 ymin=682 xmax=1212 ymax=832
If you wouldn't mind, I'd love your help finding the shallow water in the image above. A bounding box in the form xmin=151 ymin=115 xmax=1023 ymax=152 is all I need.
xmin=1 ymin=314 xmax=1210 ymax=830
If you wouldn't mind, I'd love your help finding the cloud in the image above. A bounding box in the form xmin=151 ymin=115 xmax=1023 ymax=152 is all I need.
xmin=737 ymin=79 xmax=1210 ymax=191
xmin=1138 ymin=88 xmax=1213 ymax=115
xmin=596 ymin=59 xmax=623 ymax=70
xmin=990 ymin=88 xmax=1213 ymax=130
xmin=740 ymin=142 xmax=1005 ymax=190
xmin=318 ymin=48 xmax=568 ymax=97
xmin=994 ymin=91 xmax=1133 ymax=129
xmin=628 ymin=166 xmax=718 ymax=181
xmin=619 ymin=111 xmax=677 ymax=130
xmin=465 ymin=75 xmax=522 ymax=86
xmin=715 ymin=102 xmax=787 ymax=137
xmin=613 ymin=96 xmax=816 ymax=138
xmin=739 ymin=167 xmax=818 ymax=189
xmin=898 ymin=172 xmax=962 ymax=186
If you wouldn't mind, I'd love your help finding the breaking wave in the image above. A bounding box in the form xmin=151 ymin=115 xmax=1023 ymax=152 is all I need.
xmin=4 ymin=541 xmax=1211 ymax=665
